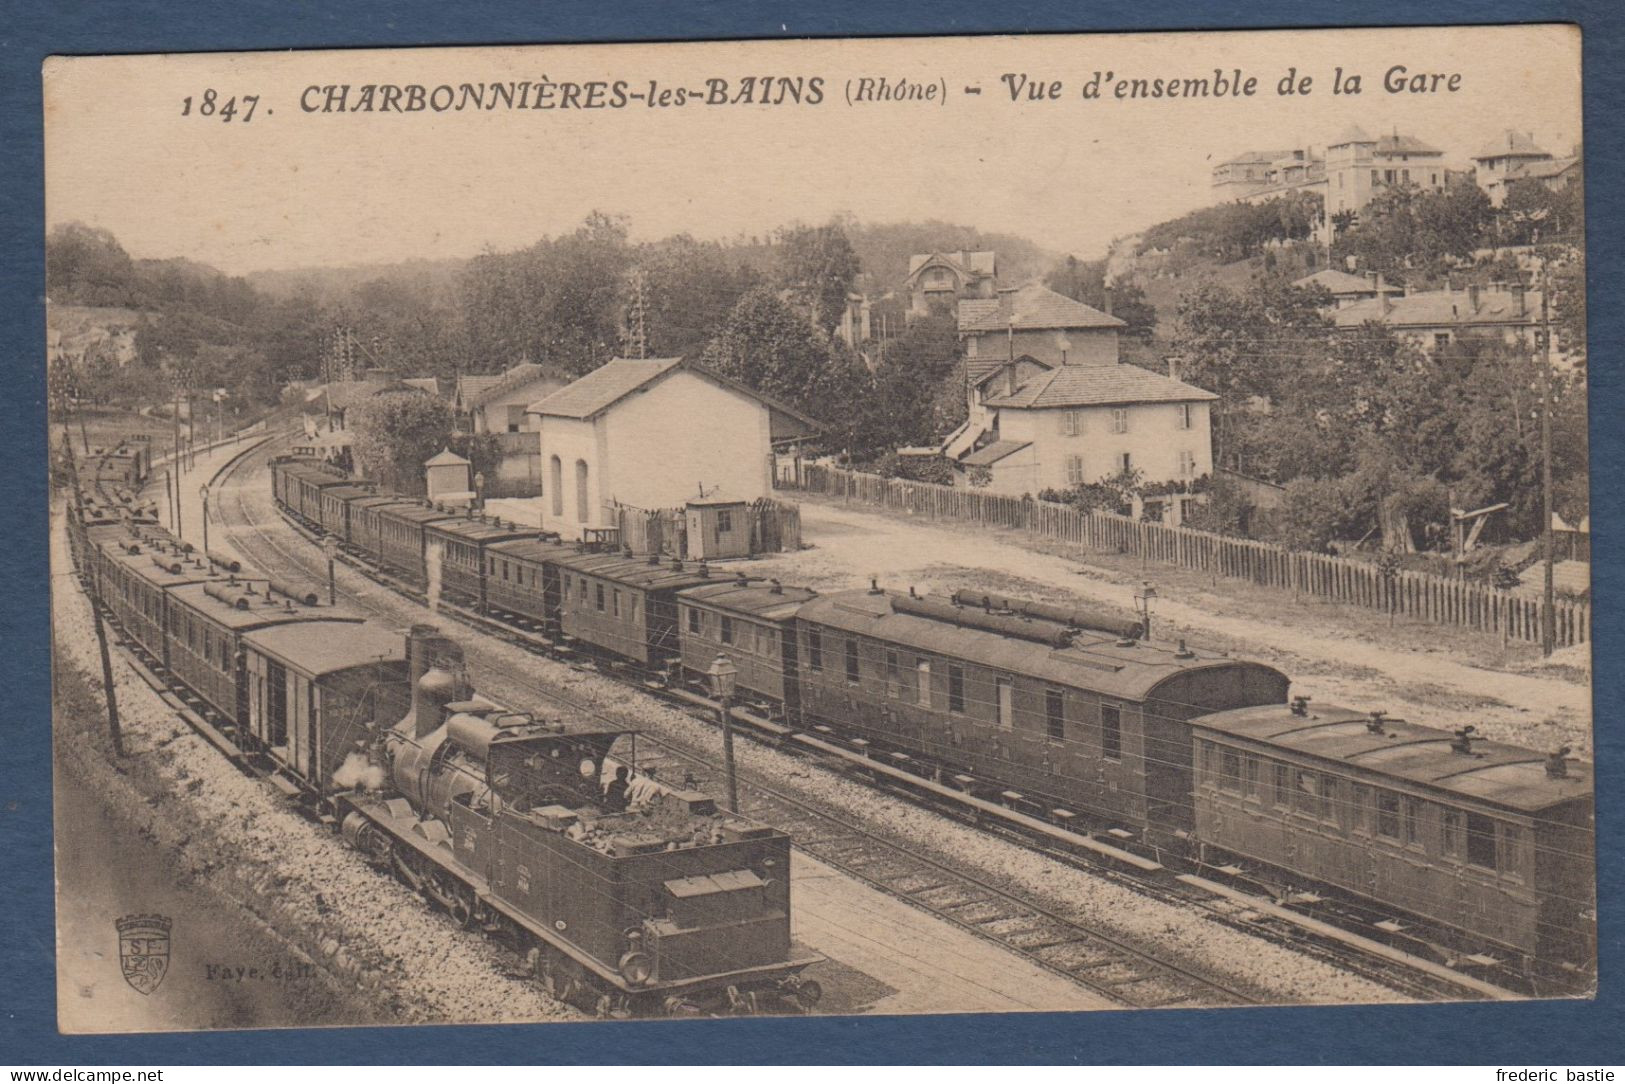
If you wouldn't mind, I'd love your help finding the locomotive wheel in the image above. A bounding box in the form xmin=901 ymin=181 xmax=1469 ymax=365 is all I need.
xmin=448 ymin=882 xmax=478 ymax=928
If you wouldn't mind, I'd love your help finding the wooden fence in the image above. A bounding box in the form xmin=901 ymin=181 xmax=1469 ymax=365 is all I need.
xmin=780 ymin=464 xmax=1590 ymax=648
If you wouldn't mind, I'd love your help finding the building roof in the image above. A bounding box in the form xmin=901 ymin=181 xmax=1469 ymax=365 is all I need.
xmin=456 ymin=373 xmax=505 ymax=406
xmin=907 ymin=250 xmax=997 ymax=282
xmin=1217 ymin=148 xmax=1294 ymax=167
xmin=467 ymin=362 xmax=566 ymax=408
xmin=241 ymin=620 xmax=407 ymax=680
xmin=526 ymin=357 xmax=821 ymax=436
xmin=957 ymin=283 xmax=1125 ymax=334
xmin=985 ymin=363 xmax=1218 ymax=410
xmin=401 ymin=377 xmax=441 ymax=397
xmin=961 ymin=440 xmax=1032 ymax=467
xmin=1328 ymin=124 xmax=1373 ymax=147
xmin=1374 ymin=132 xmax=1442 ymax=157
xmin=1473 ymin=130 xmax=1552 ymax=161
xmin=1190 ymin=703 xmax=1592 ymax=814
xmin=970 ymin=354 xmax=1052 ymax=390
xmin=1292 ymin=269 xmax=1390 ymax=296
xmin=424 ymin=447 xmax=470 ymax=467
xmin=799 ymin=589 xmax=1285 ymax=701
xmin=1333 ymin=286 xmax=1543 ymax=330
xmin=1506 ymin=155 xmax=1580 ymax=182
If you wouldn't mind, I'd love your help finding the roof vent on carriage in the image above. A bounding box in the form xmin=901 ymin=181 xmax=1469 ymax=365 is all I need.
xmin=1546 ymin=746 xmax=1572 ymax=779
xmin=1366 ymin=710 xmax=1387 ymax=735
xmin=1450 ymin=725 xmax=1479 ymax=756
xmin=1290 ymin=694 xmax=1312 ymax=717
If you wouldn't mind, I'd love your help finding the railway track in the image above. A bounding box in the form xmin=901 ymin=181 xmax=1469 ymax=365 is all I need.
xmin=213 ymin=442 xmax=1275 ymax=1010
xmin=213 ymin=441 xmax=1528 ymax=1007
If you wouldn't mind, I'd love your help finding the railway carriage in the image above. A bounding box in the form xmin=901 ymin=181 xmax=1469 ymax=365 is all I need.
xmin=1189 ymin=702 xmax=1596 ymax=965
xmin=346 ymin=496 xmax=412 ymax=565
xmin=96 ymin=542 xmax=226 ymax=669
xmin=793 ymin=588 xmax=1289 ymax=832
xmin=288 ymin=463 xmax=352 ymax=527
xmin=677 ymin=578 xmax=817 ymax=716
xmin=549 ymin=552 xmax=712 ymax=669
xmin=485 ymin=536 xmax=574 ymax=631
xmin=423 ymin=516 xmax=533 ymax=611
xmin=269 ymin=457 xmax=327 ymax=517
xmin=317 ymin=483 xmax=380 ymax=543
xmin=372 ymin=502 xmax=455 ymax=589
xmin=163 ymin=579 xmax=365 ymax=725
xmin=240 ymin=620 xmax=409 ymax=790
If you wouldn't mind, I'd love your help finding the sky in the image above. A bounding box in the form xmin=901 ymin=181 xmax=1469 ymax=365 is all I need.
xmin=43 ymin=25 xmax=1582 ymax=276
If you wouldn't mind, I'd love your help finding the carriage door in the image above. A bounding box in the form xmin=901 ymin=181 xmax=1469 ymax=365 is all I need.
xmin=265 ymin=661 xmax=289 ymax=752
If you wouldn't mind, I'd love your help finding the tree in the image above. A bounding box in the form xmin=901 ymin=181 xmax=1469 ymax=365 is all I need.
xmin=867 ymin=313 xmax=962 ymax=449
xmin=637 ymin=235 xmax=759 ymax=358
xmin=350 ymin=390 xmax=456 ymax=495
xmin=46 ymin=222 xmax=142 ymax=306
xmin=1333 ymin=177 xmax=1491 ymax=283
xmin=701 ymin=287 xmax=875 ymax=455
xmin=775 ymin=223 xmax=860 ymax=334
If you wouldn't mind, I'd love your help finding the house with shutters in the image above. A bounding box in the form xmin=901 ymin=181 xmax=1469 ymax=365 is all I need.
xmin=938 ymin=284 xmax=1218 ymax=521
xmin=524 ymin=357 xmax=819 ymax=541
xmin=904 ymin=250 xmax=998 ymax=319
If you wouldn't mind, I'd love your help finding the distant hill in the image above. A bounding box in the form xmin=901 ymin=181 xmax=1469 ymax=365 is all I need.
xmin=245 ymin=257 xmax=468 ymax=302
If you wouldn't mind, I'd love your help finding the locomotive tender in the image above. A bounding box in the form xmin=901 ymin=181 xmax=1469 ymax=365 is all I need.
xmin=269 ymin=455 xmax=1596 ymax=974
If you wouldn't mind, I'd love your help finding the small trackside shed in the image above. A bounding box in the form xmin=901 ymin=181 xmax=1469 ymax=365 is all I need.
xmin=1189 ymin=703 xmax=1595 ymax=962
xmin=241 ymin=620 xmax=410 ymax=791
xmin=676 ymin=578 xmax=818 ymax=714
xmin=548 ymin=551 xmax=710 ymax=667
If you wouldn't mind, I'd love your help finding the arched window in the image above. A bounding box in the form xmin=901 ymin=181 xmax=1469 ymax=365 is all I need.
xmin=575 ymin=459 xmax=590 ymax=523
xmin=549 ymin=456 xmax=563 ymax=517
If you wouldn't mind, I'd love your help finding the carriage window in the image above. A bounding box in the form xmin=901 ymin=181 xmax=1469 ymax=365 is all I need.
xmin=595 ymin=583 xmax=605 ymax=612
xmin=1220 ymin=749 xmax=1242 ymax=794
xmin=759 ymin=627 xmax=775 ymax=654
xmin=1272 ymin=763 xmax=1290 ymax=808
xmin=1466 ymin=812 xmax=1497 ymax=869
xmin=721 ymin=616 xmax=733 ymax=645
xmin=1045 ymin=689 xmax=1065 ymax=741
xmin=687 ymin=607 xmax=701 ymax=634
xmin=885 ymin=650 xmax=900 ymax=698
xmin=808 ymin=629 xmax=822 ymax=671
xmin=994 ymin=676 xmax=1013 ymax=729
xmin=1292 ymin=770 xmax=1320 ymax=814
xmin=1500 ymin=823 xmax=1524 ymax=880
xmin=1376 ymin=792 xmax=1401 ymax=839
xmin=1349 ymin=784 xmax=1370 ymax=832
xmin=1101 ymin=704 xmax=1122 ymax=761
xmin=844 ymin=639 xmax=860 ymax=684
xmin=578 ymin=577 xmax=588 ymax=602
xmin=915 ymin=659 xmax=931 ymax=706
xmin=1243 ymin=756 xmax=1261 ymax=799
xmin=1441 ymin=809 xmax=1463 ymax=856
xmin=612 ymin=590 xmax=621 ymax=618
xmin=948 ymin=665 xmax=965 ymax=714
xmin=1402 ymin=797 xmax=1421 ymax=846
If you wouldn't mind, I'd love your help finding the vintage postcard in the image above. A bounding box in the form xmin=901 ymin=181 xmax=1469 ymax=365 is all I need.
xmin=44 ymin=24 xmax=1591 ymax=1034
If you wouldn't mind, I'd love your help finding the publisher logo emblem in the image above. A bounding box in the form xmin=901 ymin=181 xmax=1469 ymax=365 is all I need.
xmin=116 ymin=914 xmax=172 ymax=996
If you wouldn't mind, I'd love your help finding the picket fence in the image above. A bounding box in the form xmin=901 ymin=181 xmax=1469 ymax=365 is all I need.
xmin=780 ymin=464 xmax=1590 ymax=649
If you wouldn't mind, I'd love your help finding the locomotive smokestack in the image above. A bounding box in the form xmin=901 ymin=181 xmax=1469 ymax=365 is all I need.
xmin=406 ymin=624 xmax=464 ymax=739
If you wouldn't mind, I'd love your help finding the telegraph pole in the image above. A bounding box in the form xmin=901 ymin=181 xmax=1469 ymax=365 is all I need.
xmin=1539 ymin=256 xmax=1556 ymax=656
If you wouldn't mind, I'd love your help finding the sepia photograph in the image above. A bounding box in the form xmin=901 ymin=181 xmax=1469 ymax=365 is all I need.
xmin=41 ymin=23 xmax=1594 ymax=1036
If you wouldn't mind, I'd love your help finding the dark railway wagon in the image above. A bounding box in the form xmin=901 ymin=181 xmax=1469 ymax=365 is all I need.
xmin=1189 ymin=702 xmax=1596 ymax=965
xmin=164 ymin=579 xmax=362 ymax=724
xmin=269 ymin=457 xmax=328 ymax=515
xmin=346 ymin=496 xmax=413 ymax=566
xmin=290 ymin=465 xmax=352 ymax=527
xmin=371 ymin=502 xmax=455 ymax=590
xmin=793 ymin=588 xmax=1288 ymax=832
xmin=423 ymin=516 xmax=532 ymax=611
xmin=549 ymin=552 xmax=711 ymax=669
xmin=677 ymin=578 xmax=817 ymax=716
xmin=96 ymin=543 xmax=225 ymax=670
xmin=318 ymin=484 xmax=380 ymax=543
xmin=485 ymin=536 xmax=574 ymax=631
xmin=241 ymin=620 xmax=409 ymax=789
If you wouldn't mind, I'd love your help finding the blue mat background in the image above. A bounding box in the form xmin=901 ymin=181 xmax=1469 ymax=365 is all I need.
xmin=2 ymin=1 xmax=1619 ymax=1064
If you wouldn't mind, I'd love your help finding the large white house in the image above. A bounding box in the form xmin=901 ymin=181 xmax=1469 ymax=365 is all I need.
xmin=525 ymin=357 xmax=817 ymax=541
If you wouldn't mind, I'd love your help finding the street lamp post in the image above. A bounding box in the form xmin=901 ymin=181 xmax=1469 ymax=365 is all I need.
xmin=323 ymin=535 xmax=339 ymax=606
xmin=707 ymin=653 xmax=740 ymax=812
xmin=473 ymin=471 xmax=485 ymax=512
xmin=1134 ymin=582 xmax=1158 ymax=642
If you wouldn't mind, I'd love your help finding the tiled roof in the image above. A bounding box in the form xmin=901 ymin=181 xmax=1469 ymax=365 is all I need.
xmin=961 ymin=440 xmax=1031 ymax=467
xmin=986 ymin=364 xmax=1217 ymax=409
xmin=456 ymin=374 xmax=504 ymax=406
xmin=1328 ymin=124 xmax=1372 ymax=146
xmin=958 ymin=284 xmax=1125 ymax=334
xmin=1506 ymin=155 xmax=1579 ymax=181
xmin=1473 ymin=131 xmax=1552 ymax=160
xmin=526 ymin=358 xmax=683 ymax=419
xmin=957 ymin=298 xmax=1002 ymax=331
xmin=970 ymin=354 xmax=1052 ymax=389
xmin=908 ymin=250 xmax=997 ymax=281
xmin=1293 ymin=269 xmax=1387 ymax=295
xmin=424 ymin=447 xmax=470 ymax=467
xmin=1218 ymin=148 xmax=1293 ymax=166
xmin=1374 ymin=132 xmax=1442 ymax=156
xmin=1333 ymin=287 xmax=1543 ymax=329
xmin=469 ymin=363 xmax=566 ymax=408
xmin=401 ymin=377 xmax=442 ymax=397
